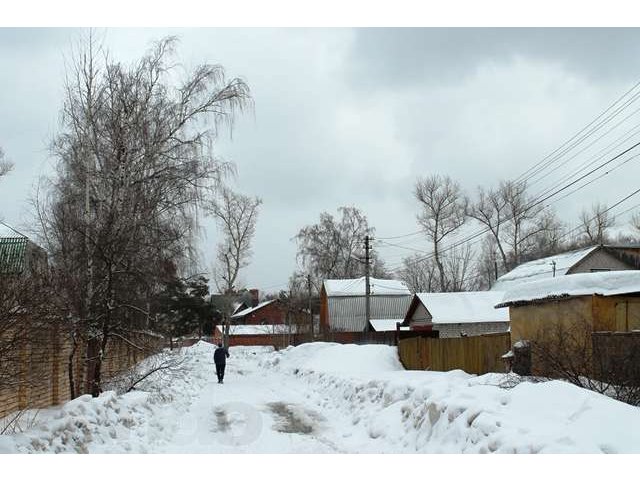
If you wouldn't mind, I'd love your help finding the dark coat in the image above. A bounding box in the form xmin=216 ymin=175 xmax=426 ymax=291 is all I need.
xmin=214 ymin=346 xmax=230 ymax=364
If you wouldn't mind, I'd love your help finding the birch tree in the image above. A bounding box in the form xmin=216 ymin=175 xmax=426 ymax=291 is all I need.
xmin=294 ymin=206 xmax=387 ymax=288
xmin=37 ymin=35 xmax=250 ymax=396
xmin=209 ymin=187 xmax=262 ymax=294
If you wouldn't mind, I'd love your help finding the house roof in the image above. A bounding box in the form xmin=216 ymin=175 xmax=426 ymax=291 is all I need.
xmin=496 ymin=270 xmax=640 ymax=308
xmin=369 ymin=319 xmax=409 ymax=332
xmin=231 ymin=301 xmax=249 ymax=315
xmin=323 ymin=277 xmax=411 ymax=297
xmin=405 ymin=291 xmax=509 ymax=325
xmin=0 ymin=237 xmax=29 ymax=274
xmin=491 ymin=246 xmax=599 ymax=291
xmin=230 ymin=300 xmax=277 ymax=319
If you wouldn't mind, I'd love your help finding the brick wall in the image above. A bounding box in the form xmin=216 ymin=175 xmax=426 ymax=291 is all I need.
xmin=242 ymin=301 xmax=287 ymax=325
xmin=0 ymin=326 xmax=164 ymax=420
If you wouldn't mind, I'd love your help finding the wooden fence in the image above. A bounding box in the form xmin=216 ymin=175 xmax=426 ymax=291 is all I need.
xmin=398 ymin=331 xmax=511 ymax=375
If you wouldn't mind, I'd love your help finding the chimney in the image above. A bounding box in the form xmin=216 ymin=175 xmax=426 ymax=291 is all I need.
xmin=250 ymin=289 xmax=259 ymax=307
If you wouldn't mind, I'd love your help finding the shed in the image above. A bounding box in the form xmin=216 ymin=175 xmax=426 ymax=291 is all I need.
xmin=491 ymin=245 xmax=640 ymax=292
xmin=401 ymin=291 xmax=509 ymax=338
xmin=320 ymin=277 xmax=412 ymax=332
xmin=495 ymin=270 xmax=640 ymax=344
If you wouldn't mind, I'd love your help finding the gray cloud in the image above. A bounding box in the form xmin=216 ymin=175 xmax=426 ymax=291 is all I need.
xmin=347 ymin=28 xmax=640 ymax=89
xmin=2 ymin=28 xmax=640 ymax=293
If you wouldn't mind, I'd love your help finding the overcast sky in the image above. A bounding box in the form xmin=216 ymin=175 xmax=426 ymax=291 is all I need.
xmin=2 ymin=28 xmax=640 ymax=294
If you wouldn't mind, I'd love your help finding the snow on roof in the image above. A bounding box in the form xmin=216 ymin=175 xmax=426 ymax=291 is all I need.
xmin=230 ymin=300 xmax=276 ymax=319
xmin=231 ymin=302 xmax=247 ymax=315
xmin=216 ymin=324 xmax=293 ymax=335
xmin=496 ymin=270 xmax=640 ymax=307
xmin=491 ymin=246 xmax=599 ymax=291
xmin=323 ymin=277 xmax=411 ymax=297
xmin=0 ymin=223 xmax=26 ymax=238
xmin=416 ymin=291 xmax=509 ymax=324
xmin=369 ymin=319 xmax=409 ymax=332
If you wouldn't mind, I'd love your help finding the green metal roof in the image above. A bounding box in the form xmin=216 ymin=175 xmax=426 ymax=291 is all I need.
xmin=0 ymin=237 xmax=28 ymax=274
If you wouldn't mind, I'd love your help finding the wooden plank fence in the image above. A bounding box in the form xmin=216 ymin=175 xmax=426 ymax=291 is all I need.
xmin=398 ymin=331 xmax=511 ymax=375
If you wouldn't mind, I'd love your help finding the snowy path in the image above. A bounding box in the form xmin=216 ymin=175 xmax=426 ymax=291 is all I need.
xmin=3 ymin=341 xmax=640 ymax=453
xmin=156 ymin=349 xmax=343 ymax=453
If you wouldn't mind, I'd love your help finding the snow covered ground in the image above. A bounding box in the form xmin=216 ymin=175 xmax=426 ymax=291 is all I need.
xmin=1 ymin=341 xmax=639 ymax=454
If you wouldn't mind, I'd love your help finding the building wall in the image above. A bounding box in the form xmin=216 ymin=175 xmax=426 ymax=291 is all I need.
xmin=434 ymin=321 xmax=510 ymax=338
xmin=326 ymin=295 xmax=412 ymax=332
xmin=240 ymin=302 xmax=286 ymax=325
xmin=571 ymin=250 xmax=634 ymax=274
xmin=508 ymin=294 xmax=640 ymax=345
xmin=509 ymin=297 xmax=593 ymax=343
xmin=408 ymin=303 xmax=431 ymax=326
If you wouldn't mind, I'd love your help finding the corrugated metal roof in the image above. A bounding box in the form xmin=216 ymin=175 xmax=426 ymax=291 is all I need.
xmin=324 ymin=277 xmax=411 ymax=296
xmin=0 ymin=237 xmax=28 ymax=274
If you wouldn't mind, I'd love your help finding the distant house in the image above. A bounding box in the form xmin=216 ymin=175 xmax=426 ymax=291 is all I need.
xmin=0 ymin=225 xmax=47 ymax=276
xmin=369 ymin=319 xmax=409 ymax=332
xmin=492 ymin=245 xmax=640 ymax=292
xmin=320 ymin=277 xmax=412 ymax=332
xmin=230 ymin=299 xmax=287 ymax=325
xmin=495 ymin=270 xmax=640 ymax=344
xmin=401 ymin=291 xmax=509 ymax=338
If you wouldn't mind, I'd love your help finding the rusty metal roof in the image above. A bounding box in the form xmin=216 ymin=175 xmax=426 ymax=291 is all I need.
xmin=0 ymin=237 xmax=28 ymax=274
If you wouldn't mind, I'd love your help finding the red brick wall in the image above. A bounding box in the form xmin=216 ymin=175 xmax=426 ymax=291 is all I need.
xmin=242 ymin=301 xmax=286 ymax=325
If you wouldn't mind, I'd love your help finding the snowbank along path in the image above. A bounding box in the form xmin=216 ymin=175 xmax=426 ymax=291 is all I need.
xmin=1 ymin=341 xmax=640 ymax=453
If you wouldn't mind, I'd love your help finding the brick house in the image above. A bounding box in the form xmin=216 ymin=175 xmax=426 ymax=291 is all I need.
xmin=230 ymin=299 xmax=287 ymax=325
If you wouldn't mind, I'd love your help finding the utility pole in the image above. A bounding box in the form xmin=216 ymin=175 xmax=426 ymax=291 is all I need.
xmin=365 ymin=235 xmax=371 ymax=333
xmin=307 ymin=274 xmax=313 ymax=341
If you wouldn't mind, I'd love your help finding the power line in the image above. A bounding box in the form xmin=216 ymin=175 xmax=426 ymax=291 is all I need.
xmin=514 ymin=79 xmax=640 ymax=186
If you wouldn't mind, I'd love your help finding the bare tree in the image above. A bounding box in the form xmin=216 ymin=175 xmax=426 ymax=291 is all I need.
xmin=469 ymin=185 xmax=509 ymax=271
xmin=294 ymin=206 xmax=387 ymax=289
xmin=0 ymin=147 xmax=12 ymax=178
xmin=497 ymin=181 xmax=549 ymax=269
xmin=579 ymin=202 xmax=615 ymax=245
xmin=36 ymin=35 xmax=250 ymax=396
xmin=530 ymin=318 xmax=640 ymax=406
xmin=414 ymin=174 xmax=468 ymax=291
xmin=443 ymin=244 xmax=475 ymax=291
xmin=396 ymin=254 xmax=439 ymax=293
xmin=208 ymin=187 xmax=262 ymax=294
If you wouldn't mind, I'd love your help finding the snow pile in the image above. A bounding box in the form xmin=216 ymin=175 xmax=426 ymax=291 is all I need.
xmin=260 ymin=343 xmax=640 ymax=453
xmin=260 ymin=342 xmax=404 ymax=376
xmin=0 ymin=342 xmax=214 ymax=453
xmin=496 ymin=270 xmax=640 ymax=307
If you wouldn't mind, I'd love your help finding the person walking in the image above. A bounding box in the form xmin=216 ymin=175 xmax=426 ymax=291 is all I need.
xmin=214 ymin=343 xmax=230 ymax=384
